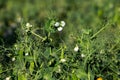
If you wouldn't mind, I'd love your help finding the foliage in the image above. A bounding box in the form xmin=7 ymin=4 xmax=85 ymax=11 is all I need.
xmin=0 ymin=0 xmax=120 ymax=80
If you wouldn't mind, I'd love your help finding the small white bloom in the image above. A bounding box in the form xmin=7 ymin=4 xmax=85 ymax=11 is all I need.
xmin=25 ymin=29 xmax=29 ymax=32
xmin=74 ymin=46 xmax=79 ymax=52
xmin=26 ymin=23 xmax=32 ymax=28
xmin=81 ymin=54 xmax=85 ymax=58
xmin=5 ymin=76 xmax=11 ymax=80
xmin=12 ymin=57 xmax=15 ymax=61
xmin=57 ymin=27 xmax=63 ymax=31
xmin=25 ymin=23 xmax=32 ymax=32
xmin=60 ymin=21 xmax=66 ymax=27
xmin=25 ymin=53 xmax=29 ymax=56
xmin=54 ymin=22 xmax=60 ymax=27
xmin=60 ymin=58 xmax=66 ymax=63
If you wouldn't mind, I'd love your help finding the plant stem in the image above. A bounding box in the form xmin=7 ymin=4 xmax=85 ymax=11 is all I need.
xmin=91 ymin=22 xmax=110 ymax=39
xmin=31 ymin=31 xmax=46 ymax=41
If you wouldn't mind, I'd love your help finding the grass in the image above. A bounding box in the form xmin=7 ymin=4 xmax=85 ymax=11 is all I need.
xmin=0 ymin=0 xmax=120 ymax=80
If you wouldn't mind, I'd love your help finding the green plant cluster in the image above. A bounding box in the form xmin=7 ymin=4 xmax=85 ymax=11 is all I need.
xmin=0 ymin=0 xmax=120 ymax=80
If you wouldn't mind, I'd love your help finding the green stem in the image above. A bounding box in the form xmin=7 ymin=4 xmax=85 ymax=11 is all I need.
xmin=109 ymin=40 xmax=120 ymax=52
xmin=91 ymin=26 xmax=106 ymax=39
xmin=31 ymin=31 xmax=46 ymax=41
xmin=91 ymin=22 xmax=110 ymax=39
xmin=0 ymin=68 xmax=13 ymax=74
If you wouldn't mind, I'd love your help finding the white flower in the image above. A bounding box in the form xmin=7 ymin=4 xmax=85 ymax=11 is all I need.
xmin=25 ymin=23 xmax=32 ymax=32
xmin=81 ymin=54 xmax=85 ymax=58
xmin=74 ymin=46 xmax=79 ymax=52
xmin=12 ymin=57 xmax=15 ymax=61
xmin=5 ymin=76 xmax=11 ymax=80
xmin=60 ymin=21 xmax=66 ymax=27
xmin=25 ymin=53 xmax=29 ymax=56
xmin=60 ymin=58 xmax=66 ymax=63
xmin=25 ymin=29 xmax=29 ymax=32
xmin=26 ymin=23 xmax=32 ymax=28
xmin=54 ymin=22 xmax=60 ymax=27
xmin=57 ymin=27 xmax=63 ymax=31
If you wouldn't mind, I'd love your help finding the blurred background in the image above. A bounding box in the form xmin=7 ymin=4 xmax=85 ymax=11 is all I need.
xmin=0 ymin=0 xmax=120 ymax=46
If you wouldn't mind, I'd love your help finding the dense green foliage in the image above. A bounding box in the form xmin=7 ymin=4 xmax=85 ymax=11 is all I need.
xmin=0 ymin=0 xmax=120 ymax=80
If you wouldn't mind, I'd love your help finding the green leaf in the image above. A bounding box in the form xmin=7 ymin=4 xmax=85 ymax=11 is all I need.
xmin=43 ymin=73 xmax=54 ymax=80
xmin=88 ymin=66 xmax=95 ymax=80
xmin=0 ymin=64 xmax=2 ymax=73
xmin=18 ymin=73 xmax=27 ymax=80
xmin=71 ymin=73 xmax=78 ymax=80
xmin=43 ymin=68 xmax=54 ymax=80
xmin=44 ymin=48 xmax=50 ymax=58
xmin=75 ymin=68 xmax=87 ymax=79
xmin=29 ymin=61 xmax=34 ymax=74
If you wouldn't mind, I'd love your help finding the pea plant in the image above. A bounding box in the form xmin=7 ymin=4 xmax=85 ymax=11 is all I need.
xmin=0 ymin=17 xmax=119 ymax=80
